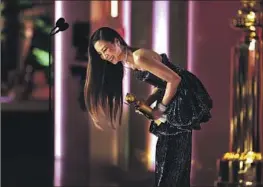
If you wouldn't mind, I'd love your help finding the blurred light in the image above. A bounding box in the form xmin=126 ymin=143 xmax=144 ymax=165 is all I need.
xmin=122 ymin=0 xmax=131 ymax=94
xmin=249 ymin=39 xmax=256 ymax=51
xmin=111 ymin=0 xmax=118 ymax=18
xmin=55 ymin=0 xmax=63 ymax=159
xmin=123 ymin=0 xmax=131 ymax=45
xmin=247 ymin=11 xmax=255 ymax=20
xmin=25 ymin=28 xmax=33 ymax=38
xmin=149 ymin=1 xmax=170 ymax=171
xmin=249 ymin=26 xmax=256 ymax=31
xmin=121 ymin=0 xmax=131 ymax=170
xmin=246 ymin=181 xmax=253 ymax=186
xmin=187 ymin=1 xmax=196 ymax=181
xmin=32 ymin=48 xmax=51 ymax=66
xmin=54 ymin=159 xmax=62 ymax=186
xmin=152 ymin=1 xmax=170 ymax=55
xmin=54 ymin=0 xmax=64 ymax=186
xmin=187 ymin=1 xmax=195 ymax=71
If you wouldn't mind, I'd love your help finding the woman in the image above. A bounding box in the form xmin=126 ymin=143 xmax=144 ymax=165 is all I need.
xmin=84 ymin=27 xmax=213 ymax=187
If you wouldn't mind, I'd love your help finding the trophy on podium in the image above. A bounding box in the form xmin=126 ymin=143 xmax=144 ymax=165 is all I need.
xmin=215 ymin=0 xmax=263 ymax=186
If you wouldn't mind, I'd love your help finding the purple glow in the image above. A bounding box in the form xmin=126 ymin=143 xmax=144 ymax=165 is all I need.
xmin=122 ymin=0 xmax=131 ymax=94
xmin=187 ymin=0 xmax=196 ymax=181
xmin=0 ymin=96 xmax=13 ymax=103
xmin=120 ymin=0 xmax=131 ymax=170
xmin=187 ymin=1 xmax=195 ymax=71
xmin=54 ymin=158 xmax=62 ymax=186
xmin=123 ymin=1 xmax=131 ymax=45
xmin=149 ymin=1 xmax=170 ymax=171
xmin=54 ymin=1 xmax=64 ymax=186
xmin=152 ymin=1 xmax=170 ymax=55
xmin=54 ymin=0 xmax=64 ymax=159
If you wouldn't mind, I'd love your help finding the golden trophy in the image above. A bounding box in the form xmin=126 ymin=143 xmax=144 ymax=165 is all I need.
xmin=215 ymin=0 xmax=263 ymax=186
xmin=125 ymin=93 xmax=166 ymax=126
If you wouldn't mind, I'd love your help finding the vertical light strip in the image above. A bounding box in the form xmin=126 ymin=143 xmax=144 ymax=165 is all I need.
xmin=123 ymin=0 xmax=131 ymax=45
xmin=149 ymin=1 xmax=170 ymax=171
xmin=111 ymin=0 xmax=119 ymax=18
xmin=54 ymin=1 xmax=64 ymax=186
xmin=122 ymin=0 xmax=131 ymax=108
xmin=187 ymin=0 xmax=196 ymax=180
xmin=121 ymin=0 xmax=131 ymax=170
xmin=54 ymin=0 xmax=64 ymax=159
xmin=152 ymin=1 xmax=170 ymax=56
xmin=122 ymin=1 xmax=131 ymax=134
xmin=54 ymin=158 xmax=62 ymax=186
xmin=187 ymin=1 xmax=195 ymax=71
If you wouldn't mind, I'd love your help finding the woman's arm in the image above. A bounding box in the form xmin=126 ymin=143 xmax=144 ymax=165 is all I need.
xmin=144 ymin=87 xmax=161 ymax=106
xmin=133 ymin=49 xmax=181 ymax=107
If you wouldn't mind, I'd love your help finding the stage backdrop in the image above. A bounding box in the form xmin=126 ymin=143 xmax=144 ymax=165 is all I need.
xmin=190 ymin=1 xmax=243 ymax=186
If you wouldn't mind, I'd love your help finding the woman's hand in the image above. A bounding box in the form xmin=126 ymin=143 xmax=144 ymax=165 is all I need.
xmin=135 ymin=109 xmax=144 ymax=115
xmin=152 ymin=108 xmax=164 ymax=120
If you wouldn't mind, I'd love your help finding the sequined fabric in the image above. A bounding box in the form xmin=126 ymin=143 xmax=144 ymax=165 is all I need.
xmin=134 ymin=54 xmax=213 ymax=187
xmin=155 ymin=130 xmax=192 ymax=187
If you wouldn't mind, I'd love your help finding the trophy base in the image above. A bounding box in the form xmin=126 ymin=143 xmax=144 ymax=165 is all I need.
xmin=216 ymin=182 xmax=263 ymax=187
xmin=215 ymin=156 xmax=263 ymax=187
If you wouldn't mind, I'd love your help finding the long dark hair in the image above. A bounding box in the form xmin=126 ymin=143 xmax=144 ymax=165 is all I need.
xmin=84 ymin=27 xmax=129 ymax=129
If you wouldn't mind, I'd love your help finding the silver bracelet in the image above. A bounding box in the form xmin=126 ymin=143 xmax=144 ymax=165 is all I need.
xmin=157 ymin=103 xmax=167 ymax=112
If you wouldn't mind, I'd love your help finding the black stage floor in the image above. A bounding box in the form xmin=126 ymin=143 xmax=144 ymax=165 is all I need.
xmin=2 ymin=157 xmax=215 ymax=187
xmin=2 ymin=103 xmax=215 ymax=187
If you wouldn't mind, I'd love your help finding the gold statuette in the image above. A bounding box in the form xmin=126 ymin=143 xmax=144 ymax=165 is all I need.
xmin=125 ymin=93 xmax=166 ymax=126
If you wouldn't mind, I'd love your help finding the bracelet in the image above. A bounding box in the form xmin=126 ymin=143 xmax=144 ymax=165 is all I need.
xmin=157 ymin=103 xmax=167 ymax=112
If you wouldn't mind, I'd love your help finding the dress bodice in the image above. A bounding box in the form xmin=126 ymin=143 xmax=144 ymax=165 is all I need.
xmin=133 ymin=54 xmax=212 ymax=134
xmin=134 ymin=53 xmax=183 ymax=89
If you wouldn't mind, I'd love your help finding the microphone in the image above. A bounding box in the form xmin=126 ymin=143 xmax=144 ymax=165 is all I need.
xmin=50 ymin=17 xmax=69 ymax=36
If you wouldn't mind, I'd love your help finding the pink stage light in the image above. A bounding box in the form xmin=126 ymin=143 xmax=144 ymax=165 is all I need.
xmin=152 ymin=1 xmax=170 ymax=56
xmin=54 ymin=1 xmax=64 ymax=186
xmin=119 ymin=0 xmax=131 ymax=169
xmin=122 ymin=1 xmax=131 ymax=45
xmin=54 ymin=1 xmax=64 ymax=159
xmin=148 ymin=1 xmax=170 ymax=171
xmin=187 ymin=0 xmax=196 ymax=181
xmin=111 ymin=0 xmax=119 ymax=18
xmin=187 ymin=1 xmax=195 ymax=71
xmin=122 ymin=0 xmax=131 ymax=94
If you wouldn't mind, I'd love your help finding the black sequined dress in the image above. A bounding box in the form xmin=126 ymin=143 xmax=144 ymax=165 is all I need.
xmin=134 ymin=54 xmax=213 ymax=187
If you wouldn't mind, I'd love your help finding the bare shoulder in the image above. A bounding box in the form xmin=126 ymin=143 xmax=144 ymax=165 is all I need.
xmin=132 ymin=48 xmax=162 ymax=62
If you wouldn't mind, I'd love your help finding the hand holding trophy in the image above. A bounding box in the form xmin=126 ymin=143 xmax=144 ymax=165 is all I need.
xmin=125 ymin=93 xmax=167 ymax=126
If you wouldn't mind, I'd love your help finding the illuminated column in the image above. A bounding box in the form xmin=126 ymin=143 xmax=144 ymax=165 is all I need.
xmin=187 ymin=1 xmax=196 ymax=72
xmin=111 ymin=0 xmax=119 ymax=18
xmin=187 ymin=1 xmax=196 ymax=181
xmin=54 ymin=1 xmax=65 ymax=186
xmin=128 ymin=1 xmax=153 ymax=172
xmin=148 ymin=1 xmax=170 ymax=172
xmin=117 ymin=0 xmax=132 ymax=171
xmin=54 ymin=1 xmax=65 ymax=160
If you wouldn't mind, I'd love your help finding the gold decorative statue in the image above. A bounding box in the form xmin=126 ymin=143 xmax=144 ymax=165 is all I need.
xmin=215 ymin=0 xmax=263 ymax=186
